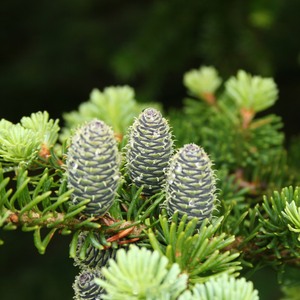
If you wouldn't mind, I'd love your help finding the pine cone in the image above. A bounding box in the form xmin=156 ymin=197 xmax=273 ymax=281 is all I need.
xmin=73 ymin=268 xmax=105 ymax=300
xmin=125 ymin=108 xmax=173 ymax=195
xmin=66 ymin=120 xmax=121 ymax=217
xmin=74 ymin=231 xmax=116 ymax=270
xmin=166 ymin=143 xmax=217 ymax=223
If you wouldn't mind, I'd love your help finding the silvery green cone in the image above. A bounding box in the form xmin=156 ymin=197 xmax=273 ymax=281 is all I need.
xmin=66 ymin=120 xmax=121 ymax=217
xmin=166 ymin=143 xmax=216 ymax=223
xmin=126 ymin=108 xmax=173 ymax=195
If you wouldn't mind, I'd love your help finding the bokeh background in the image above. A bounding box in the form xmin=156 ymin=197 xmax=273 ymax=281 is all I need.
xmin=1 ymin=1 xmax=300 ymax=299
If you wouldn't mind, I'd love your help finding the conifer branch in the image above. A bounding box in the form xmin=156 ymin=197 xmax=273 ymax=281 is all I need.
xmin=1 ymin=67 xmax=300 ymax=299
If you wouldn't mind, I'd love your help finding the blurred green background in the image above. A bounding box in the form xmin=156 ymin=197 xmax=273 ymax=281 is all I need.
xmin=1 ymin=0 xmax=300 ymax=299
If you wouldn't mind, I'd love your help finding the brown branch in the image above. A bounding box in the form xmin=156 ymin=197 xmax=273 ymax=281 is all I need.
xmin=240 ymin=108 xmax=255 ymax=128
xmin=7 ymin=211 xmax=81 ymax=228
xmin=5 ymin=211 xmax=300 ymax=266
xmin=5 ymin=210 xmax=147 ymax=236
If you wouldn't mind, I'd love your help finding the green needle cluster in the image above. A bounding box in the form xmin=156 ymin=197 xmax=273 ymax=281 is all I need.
xmin=179 ymin=274 xmax=259 ymax=300
xmin=95 ymin=245 xmax=188 ymax=300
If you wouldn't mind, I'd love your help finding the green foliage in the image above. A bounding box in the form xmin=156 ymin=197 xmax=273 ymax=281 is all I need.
xmin=0 ymin=154 xmax=113 ymax=253
xmin=60 ymin=86 xmax=162 ymax=142
xmin=166 ymin=109 xmax=198 ymax=148
xmin=1 ymin=65 xmax=300 ymax=299
xmin=0 ymin=111 xmax=60 ymax=166
xmin=172 ymin=65 xmax=287 ymax=219
xmin=183 ymin=66 xmax=222 ymax=99
xmin=0 ymin=124 xmax=42 ymax=164
xmin=256 ymin=186 xmax=300 ymax=259
xmin=179 ymin=67 xmax=284 ymax=171
xmin=148 ymin=212 xmax=241 ymax=284
xmin=282 ymin=194 xmax=300 ymax=240
xmin=95 ymin=245 xmax=188 ymax=300
xmin=225 ymin=70 xmax=278 ymax=113
xmin=281 ymin=285 xmax=300 ymax=300
xmin=20 ymin=111 xmax=60 ymax=148
xmin=215 ymin=167 xmax=250 ymax=206
xmin=178 ymin=274 xmax=259 ymax=300
xmin=243 ymin=148 xmax=289 ymax=198
xmin=0 ymin=119 xmax=13 ymax=130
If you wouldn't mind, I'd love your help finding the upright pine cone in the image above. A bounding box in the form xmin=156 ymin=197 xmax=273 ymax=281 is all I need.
xmin=66 ymin=120 xmax=121 ymax=217
xmin=165 ymin=143 xmax=217 ymax=223
xmin=125 ymin=108 xmax=173 ymax=195
xmin=73 ymin=268 xmax=105 ymax=300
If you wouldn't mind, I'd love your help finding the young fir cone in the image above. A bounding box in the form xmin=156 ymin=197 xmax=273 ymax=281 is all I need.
xmin=165 ymin=143 xmax=217 ymax=224
xmin=66 ymin=120 xmax=121 ymax=217
xmin=74 ymin=231 xmax=117 ymax=270
xmin=73 ymin=268 xmax=106 ymax=300
xmin=126 ymin=108 xmax=173 ymax=195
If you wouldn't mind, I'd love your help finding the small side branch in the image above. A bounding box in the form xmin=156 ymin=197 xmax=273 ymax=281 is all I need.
xmin=5 ymin=210 xmax=147 ymax=236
